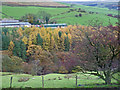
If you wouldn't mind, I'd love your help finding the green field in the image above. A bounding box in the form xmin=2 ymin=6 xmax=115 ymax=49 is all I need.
xmin=2 ymin=6 xmax=70 ymax=19
xmin=2 ymin=4 xmax=118 ymax=26
xmin=1 ymin=72 xmax=119 ymax=88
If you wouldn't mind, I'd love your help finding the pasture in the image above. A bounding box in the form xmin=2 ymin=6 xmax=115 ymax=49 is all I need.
xmin=1 ymin=72 xmax=119 ymax=88
xmin=2 ymin=4 xmax=118 ymax=26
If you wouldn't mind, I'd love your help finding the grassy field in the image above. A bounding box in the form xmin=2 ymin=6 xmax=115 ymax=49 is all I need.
xmin=2 ymin=3 xmax=118 ymax=26
xmin=1 ymin=72 xmax=119 ymax=88
xmin=2 ymin=6 xmax=70 ymax=19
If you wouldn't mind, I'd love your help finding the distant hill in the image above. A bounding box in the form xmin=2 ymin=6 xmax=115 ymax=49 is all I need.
xmin=2 ymin=2 xmax=69 ymax=8
xmin=61 ymin=1 xmax=119 ymax=10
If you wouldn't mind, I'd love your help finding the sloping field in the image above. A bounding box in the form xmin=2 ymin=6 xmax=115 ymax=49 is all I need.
xmin=2 ymin=5 xmax=70 ymax=19
xmin=1 ymin=2 xmax=118 ymax=26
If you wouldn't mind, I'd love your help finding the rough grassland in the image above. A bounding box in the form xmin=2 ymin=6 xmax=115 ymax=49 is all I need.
xmin=1 ymin=72 xmax=119 ymax=88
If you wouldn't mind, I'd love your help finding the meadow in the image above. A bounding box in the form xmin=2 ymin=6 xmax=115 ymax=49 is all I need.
xmin=1 ymin=72 xmax=120 ymax=88
xmin=2 ymin=4 xmax=118 ymax=26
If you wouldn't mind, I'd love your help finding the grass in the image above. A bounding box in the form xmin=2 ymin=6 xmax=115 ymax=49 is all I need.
xmin=1 ymin=72 xmax=120 ymax=88
xmin=2 ymin=3 xmax=118 ymax=26
xmin=52 ymin=13 xmax=117 ymax=26
xmin=2 ymin=6 xmax=70 ymax=19
xmin=73 ymin=4 xmax=118 ymax=15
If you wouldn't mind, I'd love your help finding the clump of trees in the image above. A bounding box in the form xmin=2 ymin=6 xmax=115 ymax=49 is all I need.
xmin=2 ymin=26 xmax=72 ymax=75
xmin=20 ymin=11 xmax=52 ymax=24
xmin=1 ymin=24 xmax=120 ymax=85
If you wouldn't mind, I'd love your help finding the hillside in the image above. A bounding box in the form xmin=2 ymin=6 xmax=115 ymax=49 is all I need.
xmin=2 ymin=3 xmax=118 ymax=26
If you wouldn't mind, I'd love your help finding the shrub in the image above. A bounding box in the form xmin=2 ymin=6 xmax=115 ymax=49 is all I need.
xmin=72 ymin=66 xmax=84 ymax=73
xmin=22 ymin=62 xmax=32 ymax=74
xmin=10 ymin=56 xmax=23 ymax=73
xmin=75 ymin=15 xmax=78 ymax=17
xmin=79 ymin=14 xmax=82 ymax=17
xmin=2 ymin=55 xmax=13 ymax=72
xmin=59 ymin=66 xmax=68 ymax=74
xmin=2 ymin=55 xmax=23 ymax=72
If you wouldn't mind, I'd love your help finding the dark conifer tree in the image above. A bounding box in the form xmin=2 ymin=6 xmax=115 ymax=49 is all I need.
xmin=64 ymin=36 xmax=70 ymax=51
xmin=37 ymin=33 xmax=43 ymax=47
xmin=21 ymin=41 xmax=27 ymax=61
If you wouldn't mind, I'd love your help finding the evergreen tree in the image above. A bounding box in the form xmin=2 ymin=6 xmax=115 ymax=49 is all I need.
xmin=58 ymin=31 xmax=62 ymax=38
xmin=37 ymin=33 xmax=43 ymax=47
xmin=21 ymin=41 xmax=27 ymax=61
xmin=64 ymin=36 xmax=70 ymax=51
xmin=13 ymin=41 xmax=21 ymax=57
xmin=2 ymin=34 xmax=10 ymax=50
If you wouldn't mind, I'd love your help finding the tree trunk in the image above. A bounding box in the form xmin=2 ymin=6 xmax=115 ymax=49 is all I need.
xmin=105 ymin=77 xmax=111 ymax=85
xmin=104 ymin=71 xmax=112 ymax=85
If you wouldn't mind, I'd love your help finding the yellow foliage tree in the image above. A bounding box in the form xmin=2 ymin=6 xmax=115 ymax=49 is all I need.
xmin=17 ymin=27 xmax=23 ymax=36
xmin=8 ymin=41 xmax=15 ymax=56
xmin=22 ymin=36 xmax=28 ymax=45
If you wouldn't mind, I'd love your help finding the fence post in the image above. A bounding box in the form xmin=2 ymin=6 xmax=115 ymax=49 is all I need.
xmin=10 ymin=76 xmax=13 ymax=88
xmin=76 ymin=75 xmax=77 ymax=87
xmin=42 ymin=75 xmax=44 ymax=88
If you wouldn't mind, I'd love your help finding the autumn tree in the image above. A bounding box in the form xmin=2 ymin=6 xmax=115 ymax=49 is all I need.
xmin=22 ymin=36 xmax=28 ymax=45
xmin=56 ymin=52 xmax=77 ymax=73
xmin=26 ymin=45 xmax=56 ymax=75
xmin=49 ymin=35 xmax=56 ymax=51
xmin=43 ymin=33 xmax=50 ymax=51
xmin=71 ymin=25 xmax=119 ymax=84
xmin=8 ymin=41 xmax=14 ymax=56
xmin=17 ymin=27 xmax=23 ymax=37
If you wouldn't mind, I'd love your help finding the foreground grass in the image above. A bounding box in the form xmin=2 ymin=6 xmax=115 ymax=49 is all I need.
xmin=1 ymin=72 xmax=119 ymax=88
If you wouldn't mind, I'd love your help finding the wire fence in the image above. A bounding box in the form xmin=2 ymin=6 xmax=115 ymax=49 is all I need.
xmin=5 ymin=73 xmax=104 ymax=88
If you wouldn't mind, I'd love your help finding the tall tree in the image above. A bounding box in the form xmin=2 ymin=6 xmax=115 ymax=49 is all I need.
xmin=71 ymin=25 xmax=119 ymax=84
xmin=2 ymin=34 xmax=10 ymax=50
xmin=21 ymin=41 xmax=27 ymax=61
xmin=21 ymin=13 xmax=37 ymax=24
xmin=13 ymin=41 xmax=21 ymax=57
xmin=22 ymin=36 xmax=28 ymax=45
xmin=64 ymin=36 xmax=70 ymax=51
xmin=17 ymin=27 xmax=23 ymax=37
xmin=8 ymin=41 xmax=15 ymax=56
xmin=37 ymin=33 xmax=43 ymax=47
xmin=37 ymin=11 xmax=51 ymax=24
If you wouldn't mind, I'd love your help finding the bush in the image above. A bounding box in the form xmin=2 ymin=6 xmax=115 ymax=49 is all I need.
xmin=10 ymin=56 xmax=23 ymax=73
xmin=75 ymin=15 xmax=78 ymax=17
xmin=72 ymin=66 xmax=84 ymax=73
xmin=59 ymin=66 xmax=68 ymax=74
xmin=2 ymin=55 xmax=13 ymax=72
xmin=22 ymin=62 xmax=32 ymax=74
xmin=2 ymin=55 xmax=23 ymax=72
